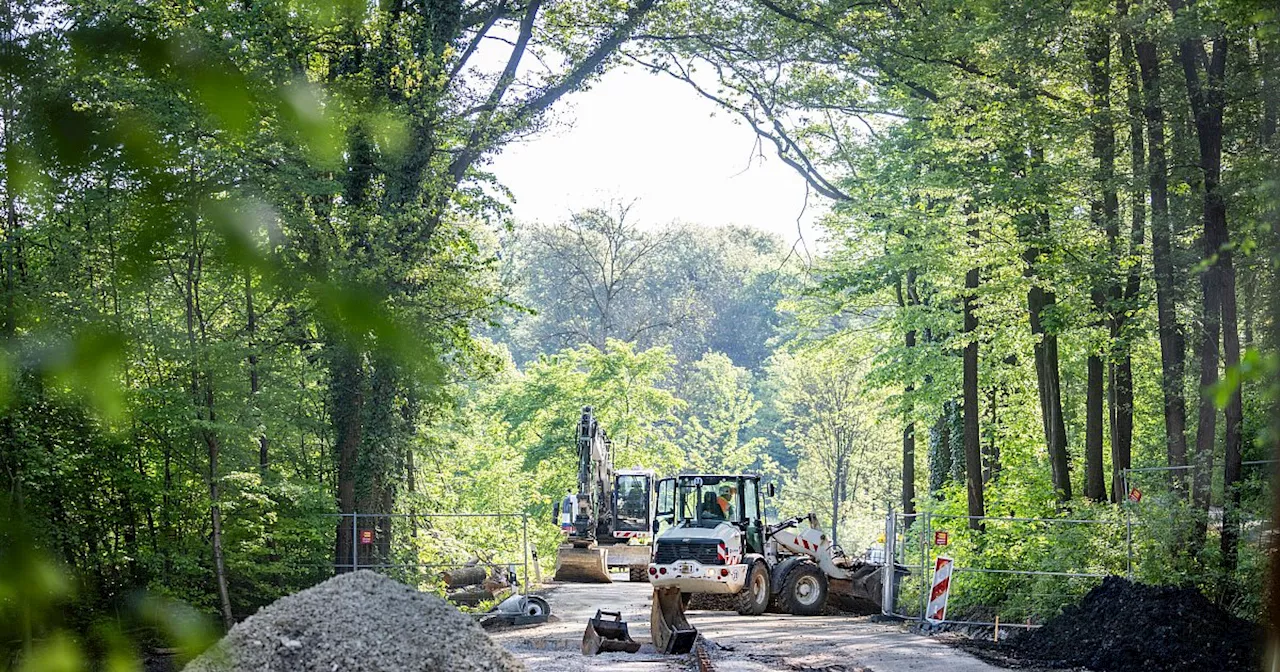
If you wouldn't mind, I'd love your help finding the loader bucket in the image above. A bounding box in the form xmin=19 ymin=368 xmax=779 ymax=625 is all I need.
xmin=582 ymin=610 xmax=641 ymax=655
xmin=553 ymin=543 xmax=612 ymax=583
xmin=829 ymin=562 xmax=910 ymax=614
xmin=650 ymin=587 xmax=698 ymax=654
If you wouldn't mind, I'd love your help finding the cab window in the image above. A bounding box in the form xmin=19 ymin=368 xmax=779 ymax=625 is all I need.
xmin=614 ymin=474 xmax=650 ymax=532
xmin=656 ymin=478 xmax=675 ymax=531
xmin=743 ymin=479 xmax=760 ymax=523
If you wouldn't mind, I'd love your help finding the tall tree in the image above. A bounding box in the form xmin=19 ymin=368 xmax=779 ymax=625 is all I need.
xmin=1086 ymin=22 xmax=1117 ymax=502
xmin=1169 ymin=0 xmax=1232 ymax=549
xmin=1111 ymin=0 xmax=1145 ymax=502
xmin=900 ymin=269 xmax=919 ymax=516
xmin=963 ymin=216 xmax=985 ymax=528
xmin=773 ymin=345 xmax=889 ymax=546
xmin=518 ymin=203 xmax=681 ymax=351
xmin=1135 ymin=24 xmax=1190 ymax=491
xmin=1018 ymin=150 xmax=1071 ymax=501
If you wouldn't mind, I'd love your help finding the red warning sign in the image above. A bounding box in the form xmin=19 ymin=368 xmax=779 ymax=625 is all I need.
xmin=934 ymin=531 xmax=949 ymax=546
xmin=1128 ymin=488 xmax=1142 ymax=503
xmin=359 ymin=529 xmax=374 ymax=545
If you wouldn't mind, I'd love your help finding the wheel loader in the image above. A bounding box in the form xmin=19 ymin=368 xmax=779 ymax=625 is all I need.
xmin=646 ymin=473 xmax=908 ymax=654
xmin=551 ymin=406 xmax=655 ymax=583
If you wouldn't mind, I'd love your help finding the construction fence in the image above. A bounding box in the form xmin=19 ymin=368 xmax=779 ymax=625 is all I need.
xmin=883 ymin=512 xmax=1126 ymax=628
xmin=880 ymin=481 xmax=1271 ymax=628
xmin=253 ymin=511 xmax=536 ymax=598
xmin=332 ymin=512 xmax=534 ymax=593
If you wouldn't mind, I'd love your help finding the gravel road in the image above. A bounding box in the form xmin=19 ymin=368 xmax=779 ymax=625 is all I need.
xmin=494 ymin=579 xmax=1006 ymax=672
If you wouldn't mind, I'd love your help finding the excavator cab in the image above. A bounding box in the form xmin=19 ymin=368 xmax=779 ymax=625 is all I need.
xmin=612 ymin=472 xmax=652 ymax=535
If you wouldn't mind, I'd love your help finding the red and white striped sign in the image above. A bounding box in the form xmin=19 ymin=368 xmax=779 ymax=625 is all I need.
xmin=925 ymin=556 xmax=954 ymax=624
xmin=613 ymin=531 xmax=650 ymax=539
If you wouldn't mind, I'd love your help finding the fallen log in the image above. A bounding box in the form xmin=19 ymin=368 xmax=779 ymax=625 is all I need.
xmin=447 ymin=587 xmax=495 ymax=606
xmin=441 ymin=565 xmax=487 ymax=588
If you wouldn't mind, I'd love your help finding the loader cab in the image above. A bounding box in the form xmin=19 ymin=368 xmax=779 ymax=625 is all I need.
xmin=655 ymin=474 xmax=767 ymax=554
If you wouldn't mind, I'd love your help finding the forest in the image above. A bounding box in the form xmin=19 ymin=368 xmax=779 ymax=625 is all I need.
xmin=1 ymin=0 xmax=1278 ymax=664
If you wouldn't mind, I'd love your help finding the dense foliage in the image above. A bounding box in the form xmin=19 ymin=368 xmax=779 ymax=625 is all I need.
xmin=2 ymin=0 xmax=1278 ymax=666
xmin=628 ymin=0 xmax=1279 ymax=617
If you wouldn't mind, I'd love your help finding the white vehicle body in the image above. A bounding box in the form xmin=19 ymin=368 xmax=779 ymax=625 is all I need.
xmin=647 ymin=523 xmax=749 ymax=593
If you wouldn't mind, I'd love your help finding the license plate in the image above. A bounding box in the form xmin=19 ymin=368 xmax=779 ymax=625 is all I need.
xmin=679 ymin=563 xmax=692 ymax=574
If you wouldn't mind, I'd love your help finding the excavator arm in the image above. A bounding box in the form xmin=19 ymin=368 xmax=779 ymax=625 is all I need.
xmin=554 ymin=406 xmax=622 ymax=583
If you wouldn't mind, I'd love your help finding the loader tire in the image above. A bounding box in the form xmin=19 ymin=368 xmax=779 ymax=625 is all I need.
xmin=778 ymin=561 xmax=828 ymax=616
xmin=628 ymin=566 xmax=649 ymax=582
xmin=735 ymin=560 xmax=771 ymax=616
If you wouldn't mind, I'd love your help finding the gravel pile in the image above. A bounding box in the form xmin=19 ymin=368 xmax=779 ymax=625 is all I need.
xmin=1010 ymin=576 xmax=1261 ymax=672
xmin=185 ymin=570 xmax=524 ymax=672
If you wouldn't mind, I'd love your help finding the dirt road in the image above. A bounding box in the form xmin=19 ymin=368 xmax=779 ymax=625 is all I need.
xmin=494 ymin=580 xmax=1006 ymax=672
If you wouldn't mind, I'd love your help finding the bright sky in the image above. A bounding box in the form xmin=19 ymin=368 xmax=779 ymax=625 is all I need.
xmin=488 ymin=65 xmax=825 ymax=246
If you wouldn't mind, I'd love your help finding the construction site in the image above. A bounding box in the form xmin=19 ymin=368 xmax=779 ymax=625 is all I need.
xmin=168 ymin=407 xmax=1264 ymax=672
xmin=174 ymin=528 xmax=1262 ymax=672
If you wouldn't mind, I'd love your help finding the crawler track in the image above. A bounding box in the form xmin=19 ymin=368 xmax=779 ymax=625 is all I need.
xmin=693 ymin=640 xmax=717 ymax=672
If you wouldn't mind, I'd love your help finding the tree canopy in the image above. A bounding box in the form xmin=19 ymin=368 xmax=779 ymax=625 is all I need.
xmin=2 ymin=0 xmax=1278 ymax=665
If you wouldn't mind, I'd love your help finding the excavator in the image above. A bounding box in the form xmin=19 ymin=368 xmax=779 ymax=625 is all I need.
xmin=552 ymin=406 xmax=655 ymax=583
xmin=646 ymin=473 xmax=908 ymax=654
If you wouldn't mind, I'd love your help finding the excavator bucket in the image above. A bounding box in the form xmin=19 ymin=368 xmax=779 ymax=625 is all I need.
xmin=582 ymin=610 xmax=641 ymax=655
xmin=650 ymin=587 xmax=698 ymax=654
xmin=829 ymin=562 xmax=909 ymax=614
xmin=553 ymin=543 xmax=612 ymax=583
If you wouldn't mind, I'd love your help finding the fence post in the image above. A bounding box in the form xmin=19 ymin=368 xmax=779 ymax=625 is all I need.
xmin=521 ymin=513 xmax=530 ymax=594
xmin=882 ymin=506 xmax=895 ymax=615
xmin=920 ymin=512 xmax=931 ymax=622
xmin=351 ymin=512 xmax=359 ymax=572
xmin=1126 ymin=510 xmax=1133 ymax=579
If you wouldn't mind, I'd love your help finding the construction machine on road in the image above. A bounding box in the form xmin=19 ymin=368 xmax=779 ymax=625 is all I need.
xmin=552 ymin=406 xmax=655 ymax=583
xmin=646 ymin=473 xmax=907 ymax=654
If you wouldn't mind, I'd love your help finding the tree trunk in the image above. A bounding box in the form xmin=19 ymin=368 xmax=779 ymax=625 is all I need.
xmin=1086 ymin=354 xmax=1107 ymax=500
xmin=1170 ymin=7 xmax=1228 ymax=549
xmin=332 ymin=347 xmax=364 ymax=571
xmin=902 ymin=270 xmax=919 ymax=516
xmin=1023 ymin=208 xmax=1071 ymax=501
xmin=962 ymin=224 xmax=985 ymax=529
xmin=1086 ymin=24 xmax=1117 ymax=502
xmin=244 ymin=270 xmax=267 ymax=473
xmin=902 ymin=419 xmax=916 ymax=516
xmin=182 ymin=219 xmax=233 ymax=628
xmin=1260 ymin=40 xmax=1279 ymax=634
xmin=247 ymin=272 xmax=268 ymax=474
xmin=1110 ymin=14 xmax=1145 ymax=502
xmin=830 ymin=450 xmax=844 ymax=546
xmin=929 ymin=407 xmax=953 ymax=496
xmin=1192 ymin=255 xmax=1221 ymax=550
xmin=1220 ymin=255 xmax=1243 ymax=576
xmin=1111 ymin=356 xmax=1135 ymax=502
xmin=1210 ymin=22 xmax=1242 ymax=584
xmin=984 ymin=384 xmax=1000 ymax=483
xmin=1136 ymin=37 xmax=1190 ymax=491
xmin=1266 ymin=38 xmax=1280 ymax=647
xmin=204 ymin=385 xmax=235 ymax=629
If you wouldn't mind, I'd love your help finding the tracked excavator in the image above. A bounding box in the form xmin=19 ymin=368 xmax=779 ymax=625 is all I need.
xmin=646 ymin=473 xmax=908 ymax=654
xmin=552 ymin=406 xmax=655 ymax=583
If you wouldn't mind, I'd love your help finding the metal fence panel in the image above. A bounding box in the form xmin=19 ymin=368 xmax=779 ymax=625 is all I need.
xmin=258 ymin=511 xmax=532 ymax=597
